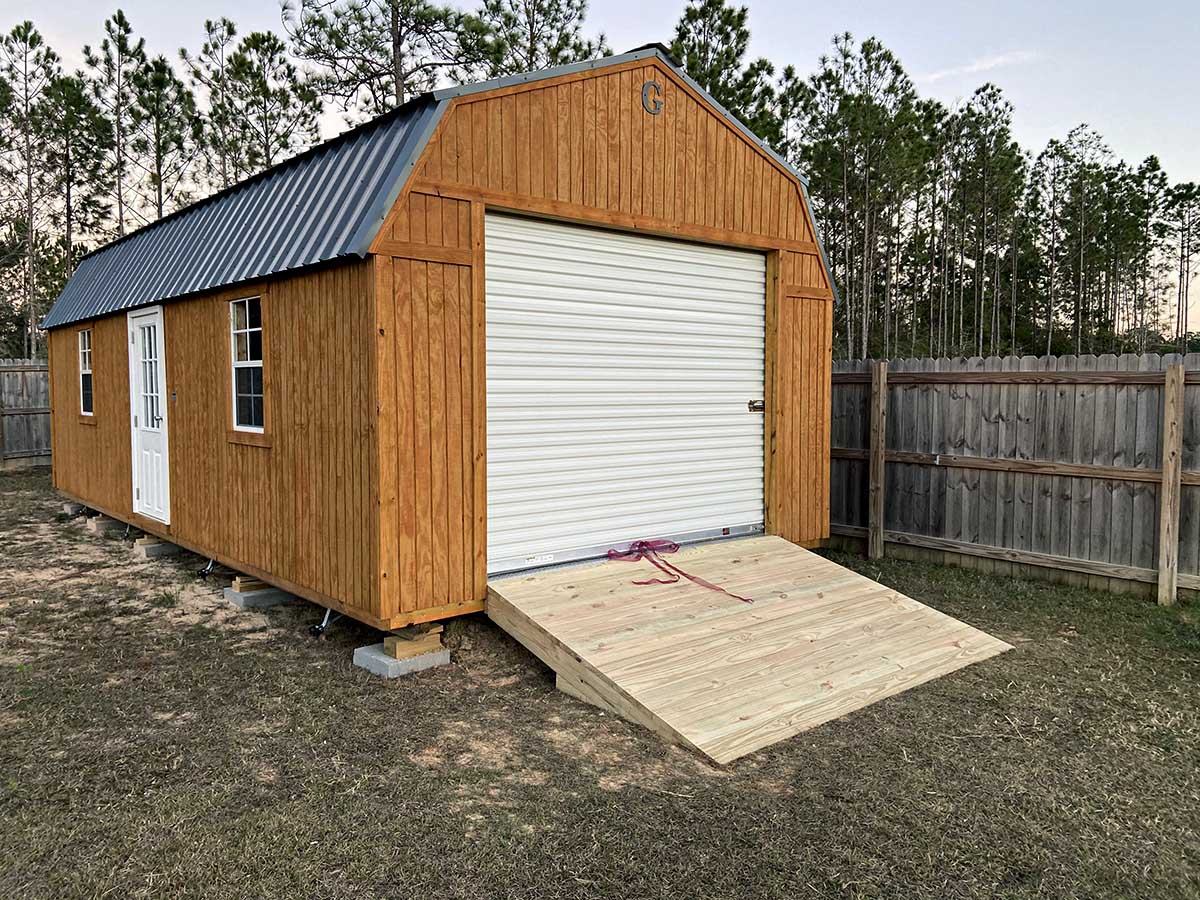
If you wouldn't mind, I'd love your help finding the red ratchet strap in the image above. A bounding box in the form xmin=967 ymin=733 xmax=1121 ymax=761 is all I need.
xmin=607 ymin=539 xmax=753 ymax=603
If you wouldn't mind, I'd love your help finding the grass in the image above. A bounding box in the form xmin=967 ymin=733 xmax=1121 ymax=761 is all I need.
xmin=1 ymin=469 xmax=1198 ymax=898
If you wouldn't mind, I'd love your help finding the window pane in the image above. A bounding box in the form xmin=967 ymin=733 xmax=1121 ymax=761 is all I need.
xmin=248 ymin=330 xmax=262 ymax=362
xmin=235 ymin=333 xmax=249 ymax=362
xmin=250 ymin=365 xmax=263 ymax=395
xmin=81 ymin=373 xmax=93 ymax=413
xmin=235 ymin=367 xmax=253 ymax=395
xmin=232 ymin=300 xmax=247 ymax=331
xmin=236 ymin=396 xmax=252 ymax=427
xmin=247 ymin=297 xmax=261 ymax=329
xmin=250 ymin=395 xmax=264 ymax=428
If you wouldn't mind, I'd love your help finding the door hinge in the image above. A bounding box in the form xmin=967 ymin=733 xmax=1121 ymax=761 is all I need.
xmin=135 ymin=487 xmax=140 ymax=499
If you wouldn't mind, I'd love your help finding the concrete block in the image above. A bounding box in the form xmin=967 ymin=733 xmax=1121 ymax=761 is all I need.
xmin=353 ymin=642 xmax=450 ymax=679
xmin=134 ymin=538 xmax=181 ymax=559
xmin=62 ymin=501 xmax=86 ymax=516
xmin=224 ymin=586 xmax=294 ymax=609
xmin=87 ymin=515 xmax=124 ymax=536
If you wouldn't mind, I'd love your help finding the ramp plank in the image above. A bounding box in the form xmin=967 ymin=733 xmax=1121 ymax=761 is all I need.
xmin=488 ymin=536 xmax=1011 ymax=764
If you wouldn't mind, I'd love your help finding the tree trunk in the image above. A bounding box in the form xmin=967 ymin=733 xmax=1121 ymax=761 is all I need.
xmin=65 ymin=145 xmax=74 ymax=273
xmin=860 ymin=151 xmax=872 ymax=360
xmin=391 ymin=0 xmax=405 ymax=105
xmin=116 ymin=56 xmax=126 ymax=236
xmin=1076 ymin=173 xmax=1085 ymax=355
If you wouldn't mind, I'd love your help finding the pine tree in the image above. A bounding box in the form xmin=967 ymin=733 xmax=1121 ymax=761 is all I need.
xmin=282 ymin=0 xmax=500 ymax=118
xmin=0 ymin=22 xmax=58 ymax=358
xmin=1029 ymin=140 xmax=1070 ymax=353
xmin=958 ymin=84 xmax=1024 ymax=355
xmin=84 ymin=10 xmax=145 ymax=236
xmin=1168 ymin=182 xmax=1199 ymax=350
xmin=480 ymin=0 xmax=609 ymax=76
xmin=180 ymin=18 xmax=245 ymax=190
xmin=227 ymin=32 xmax=321 ymax=172
xmin=778 ymin=34 xmax=916 ymax=357
xmin=130 ymin=56 xmax=200 ymax=220
xmin=41 ymin=73 xmax=113 ymax=271
xmin=670 ymin=0 xmax=779 ymax=145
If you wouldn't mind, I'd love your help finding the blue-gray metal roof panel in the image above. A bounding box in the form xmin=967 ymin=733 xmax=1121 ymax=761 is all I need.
xmin=43 ymin=98 xmax=440 ymax=329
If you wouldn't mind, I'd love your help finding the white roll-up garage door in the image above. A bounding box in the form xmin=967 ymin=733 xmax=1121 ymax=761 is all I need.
xmin=485 ymin=214 xmax=766 ymax=574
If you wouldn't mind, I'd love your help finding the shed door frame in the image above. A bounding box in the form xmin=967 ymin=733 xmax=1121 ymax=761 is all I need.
xmin=127 ymin=305 xmax=171 ymax=524
xmin=483 ymin=211 xmax=769 ymax=575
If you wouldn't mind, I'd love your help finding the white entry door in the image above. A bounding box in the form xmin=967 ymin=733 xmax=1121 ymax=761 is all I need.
xmin=128 ymin=306 xmax=170 ymax=523
xmin=485 ymin=214 xmax=767 ymax=574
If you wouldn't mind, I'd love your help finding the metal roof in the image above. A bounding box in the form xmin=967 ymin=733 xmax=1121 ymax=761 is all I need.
xmin=44 ymin=45 xmax=832 ymax=330
xmin=43 ymin=97 xmax=444 ymax=329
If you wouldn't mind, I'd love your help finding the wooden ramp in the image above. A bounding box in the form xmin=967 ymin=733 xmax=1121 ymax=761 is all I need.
xmin=487 ymin=536 xmax=1011 ymax=764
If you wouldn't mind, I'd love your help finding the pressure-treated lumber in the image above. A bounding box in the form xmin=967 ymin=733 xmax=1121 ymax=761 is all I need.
xmin=1157 ymin=363 xmax=1185 ymax=605
xmin=384 ymin=630 xmax=444 ymax=659
xmin=488 ymin=535 xmax=1011 ymax=764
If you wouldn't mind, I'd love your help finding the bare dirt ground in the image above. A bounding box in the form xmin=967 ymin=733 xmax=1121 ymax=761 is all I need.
xmin=1 ymin=469 xmax=1198 ymax=899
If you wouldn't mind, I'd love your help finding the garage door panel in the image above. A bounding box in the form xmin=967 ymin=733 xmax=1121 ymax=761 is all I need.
xmin=488 ymin=267 xmax=766 ymax=299
xmin=485 ymin=298 xmax=764 ymax=330
xmin=489 ymin=332 xmax=764 ymax=354
xmin=490 ymin=423 xmax=765 ymax=445
xmin=486 ymin=213 xmax=766 ymax=574
xmin=495 ymin=504 xmax=766 ymax=563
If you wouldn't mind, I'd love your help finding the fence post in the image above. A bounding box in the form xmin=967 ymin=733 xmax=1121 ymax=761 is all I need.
xmin=0 ymin=362 xmax=6 ymax=464
xmin=1157 ymin=362 xmax=1185 ymax=606
xmin=868 ymin=360 xmax=888 ymax=559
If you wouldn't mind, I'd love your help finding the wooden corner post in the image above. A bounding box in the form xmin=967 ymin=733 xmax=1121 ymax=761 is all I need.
xmin=1157 ymin=362 xmax=1185 ymax=606
xmin=868 ymin=360 xmax=888 ymax=559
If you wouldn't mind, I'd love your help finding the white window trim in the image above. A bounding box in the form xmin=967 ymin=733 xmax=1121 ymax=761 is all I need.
xmin=229 ymin=296 xmax=264 ymax=433
xmin=78 ymin=328 xmax=94 ymax=416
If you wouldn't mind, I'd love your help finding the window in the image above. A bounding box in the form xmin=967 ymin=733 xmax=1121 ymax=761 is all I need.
xmin=229 ymin=297 xmax=264 ymax=430
xmin=78 ymin=329 xmax=93 ymax=415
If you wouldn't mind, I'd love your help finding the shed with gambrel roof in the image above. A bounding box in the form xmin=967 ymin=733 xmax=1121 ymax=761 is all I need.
xmin=44 ymin=45 xmax=836 ymax=631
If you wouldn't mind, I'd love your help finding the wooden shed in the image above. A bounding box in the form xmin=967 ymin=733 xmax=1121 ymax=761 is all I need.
xmin=43 ymin=46 xmax=836 ymax=633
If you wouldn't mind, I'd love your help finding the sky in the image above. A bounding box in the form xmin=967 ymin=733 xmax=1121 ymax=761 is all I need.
xmin=5 ymin=0 xmax=1198 ymax=183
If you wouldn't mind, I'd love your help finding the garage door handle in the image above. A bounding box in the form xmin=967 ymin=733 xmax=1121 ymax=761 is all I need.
xmin=748 ymin=399 xmax=765 ymax=413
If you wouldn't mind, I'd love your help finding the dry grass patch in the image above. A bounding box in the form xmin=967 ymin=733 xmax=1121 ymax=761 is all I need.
xmin=1 ymin=470 xmax=1197 ymax=899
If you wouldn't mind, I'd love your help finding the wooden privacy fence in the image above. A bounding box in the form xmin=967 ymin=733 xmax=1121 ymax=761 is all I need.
xmin=1 ymin=359 xmax=51 ymax=470
xmin=829 ymin=353 xmax=1200 ymax=605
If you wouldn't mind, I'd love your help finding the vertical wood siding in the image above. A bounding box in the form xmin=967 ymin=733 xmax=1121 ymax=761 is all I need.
xmin=375 ymin=194 xmax=484 ymax=624
xmin=48 ymin=261 xmax=382 ymax=626
xmin=50 ymin=316 xmax=133 ymax=510
xmin=373 ymin=57 xmax=834 ymax=619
